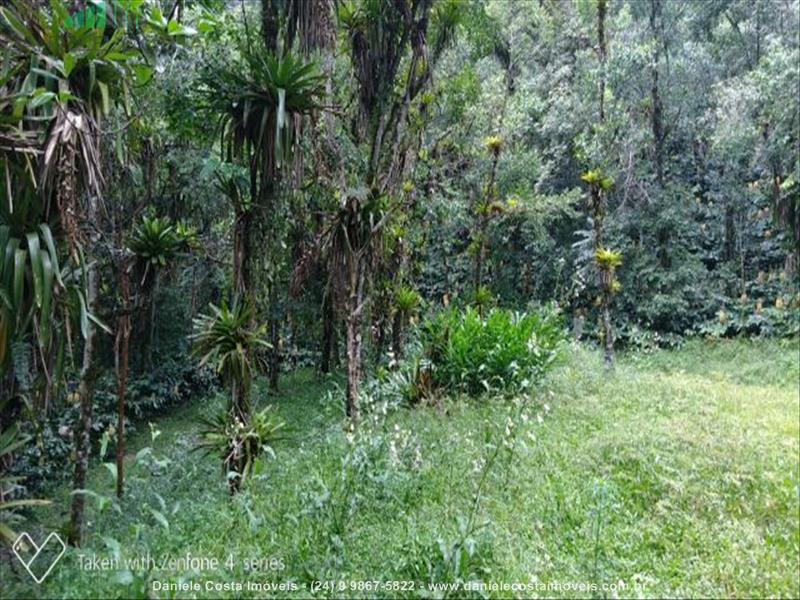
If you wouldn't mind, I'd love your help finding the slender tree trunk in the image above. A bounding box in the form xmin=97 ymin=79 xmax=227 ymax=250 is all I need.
xmin=69 ymin=196 xmax=99 ymax=546
xmin=345 ymin=259 xmax=364 ymax=421
xmin=345 ymin=313 xmax=362 ymax=421
xmin=260 ymin=0 xmax=279 ymax=54
xmin=650 ymin=0 xmax=665 ymax=188
xmin=474 ymin=215 xmax=487 ymax=295
xmin=114 ymin=260 xmax=131 ymax=498
xmin=724 ymin=204 xmax=736 ymax=261
xmin=590 ymin=182 xmax=614 ymax=368
xmin=372 ymin=290 xmax=389 ymax=365
xmin=320 ymin=290 xmax=335 ymax=373
xmin=144 ymin=271 xmax=160 ymax=371
xmin=597 ymin=0 xmax=607 ymax=121
xmin=233 ymin=210 xmax=245 ymax=296
xmin=227 ymin=377 xmax=249 ymax=495
xmin=601 ymin=292 xmax=614 ymax=368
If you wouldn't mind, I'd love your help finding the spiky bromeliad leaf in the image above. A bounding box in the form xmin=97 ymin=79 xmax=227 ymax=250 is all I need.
xmin=193 ymin=406 xmax=285 ymax=485
xmin=203 ymin=49 xmax=324 ymax=195
xmin=190 ymin=300 xmax=269 ymax=388
xmin=595 ymin=247 xmax=623 ymax=271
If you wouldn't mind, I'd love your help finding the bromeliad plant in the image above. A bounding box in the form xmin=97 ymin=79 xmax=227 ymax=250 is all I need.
xmin=203 ymin=42 xmax=325 ymax=320
xmin=128 ymin=215 xmax=195 ymax=280
xmin=203 ymin=45 xmax=324 ymax=209
xmin=195 ymin=405 xmax=285 ymax=494
xmin=192 ymin=299 xmax=271 ymax=493
xmin=391 ymin=284 xmax=421 ymax=361
xmin=191 ymin=300 xmax=268 ymax=423
xmin=595 ymin=247 xmax=622 ymax=287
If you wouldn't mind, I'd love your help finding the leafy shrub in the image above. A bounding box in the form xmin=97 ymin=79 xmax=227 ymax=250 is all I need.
xmin=0 ymin=421 xmax=50 ymax=544
xmin=696 ymin=301 xmax=800 ymax=339
xmin=419 ymin=305 xmax=565 ymax=397
xmin=8 ymin=354 xmax=217 ymax=492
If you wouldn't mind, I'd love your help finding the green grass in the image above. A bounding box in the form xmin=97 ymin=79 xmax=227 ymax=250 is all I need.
xmin=2 ymin=338 xmax=798 ymax=598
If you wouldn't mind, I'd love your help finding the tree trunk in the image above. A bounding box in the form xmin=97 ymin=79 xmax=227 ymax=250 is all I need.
xmin=260 ymin=0 xmax=279 ymax=54
xmin=649 ymin=0 xmax=665 ymax=188
xmin=474 ymin=151 xmax=501 ymax=296
xmin=114 ymin=260 xmax=131 ymax=498
xmin=345 ymin=311 xmax=362 ymax=421
xmin=144 ymin=271 xmax=159 ymax=371
xmin=345 ymin=259 xmax=364 ymax=421
xmin=320 ymin=291 xmax=335 ymax=373
xmin=227 ymin=377 xmax=249 ymax=495
xmin=601 ymin=293 xmax=614 ymax=369
xmin=597 ymin=0 xmax=607 ymax=121
xmin=69 ymin=196 xmax=99 ymax=546
xmin=724 ymin=204 xmax=736 ymax=261
xmin=473 ymin=221 xmax=486 ymax=296
xmin=372 ymin=291 xmax=389 ymax=365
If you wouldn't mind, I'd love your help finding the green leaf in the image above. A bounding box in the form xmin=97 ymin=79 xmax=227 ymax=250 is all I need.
xmin=13 ymin=248 xmax=25 ymax=311
xmin=134 ymin=447 xmax=152 ymax=466
xmin=97 ymin=80 xmax=110 ymax=115
xmin=148 ymin=508 xmax=169 ymax=530
xmin=132 ymin=64 xmax=153 ymax=85
xmin=3 ymin=237 xmax=19 ymax=290
xmin=25 ymin=232 xmax=43 ymax=308
xmin=29 ymin=90 xmax=56 ymax=110
xmin=0 ymin=499 xmax=51 ymax=511
xmin=0 ymin=7 xmax=37 ymax=46
xmin=77 ymin=288 xmax=89 ymax=339
xmin=63 ymin=52 xmax=75 ymax=76
xmin=111 ymin=570 xmax=133 ymax=585
xmin=88 ymin=311 xmax=112 ymax=335
xmin=0 ymin=226 xmax=8 ymax=279
xmin=39 ymin=224 xmax=63 ymax=287
xmin=39 ymin=252 xmax=54 ymax=347
xmin=88 ymin=60 xmax=96 ymax=97
xmin=103 ymin=462 xmax=117 ymax=480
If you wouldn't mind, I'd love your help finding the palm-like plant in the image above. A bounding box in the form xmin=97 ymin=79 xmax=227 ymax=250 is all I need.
xmin=192 ymin=300 xmax=271 ymax=493
xmin=204 ymin=49 xmax=324 ymax=201
xmin=581 ymin=169 xmax=617 ymax=368
xmin=1 ymin=0 xmax=180 ymax=544
xmin=595 ymin=247 xmax=622 ymax=272
xmin=204 ymin=43 xmax=324 ymax=395
xmin=191 ymin=300 xmax=269 ymax=421
xmin=129 ymin=215 xmax=194 ymax=271
xmin=392 ymin=284 xmax=421 ymax=361
xmin=1 ymin=0 xmax=143 ymax=253
xmin=0 ymin=0 xmax=142 ymax=393
xmin=473 ymin=285 xmax=495 ymax=316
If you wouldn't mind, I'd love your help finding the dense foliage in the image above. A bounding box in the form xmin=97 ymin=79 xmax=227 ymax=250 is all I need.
xmin=420 ymin=306 xmax=564 ymax=397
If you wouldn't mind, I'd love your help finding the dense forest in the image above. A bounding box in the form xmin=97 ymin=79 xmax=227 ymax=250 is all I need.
xmin=0 ymin=1 xmax=798 ymax=598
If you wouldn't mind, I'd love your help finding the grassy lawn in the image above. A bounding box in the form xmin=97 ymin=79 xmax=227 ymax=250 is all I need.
xmin=2 ymin=338 xmax=798 ymax=598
